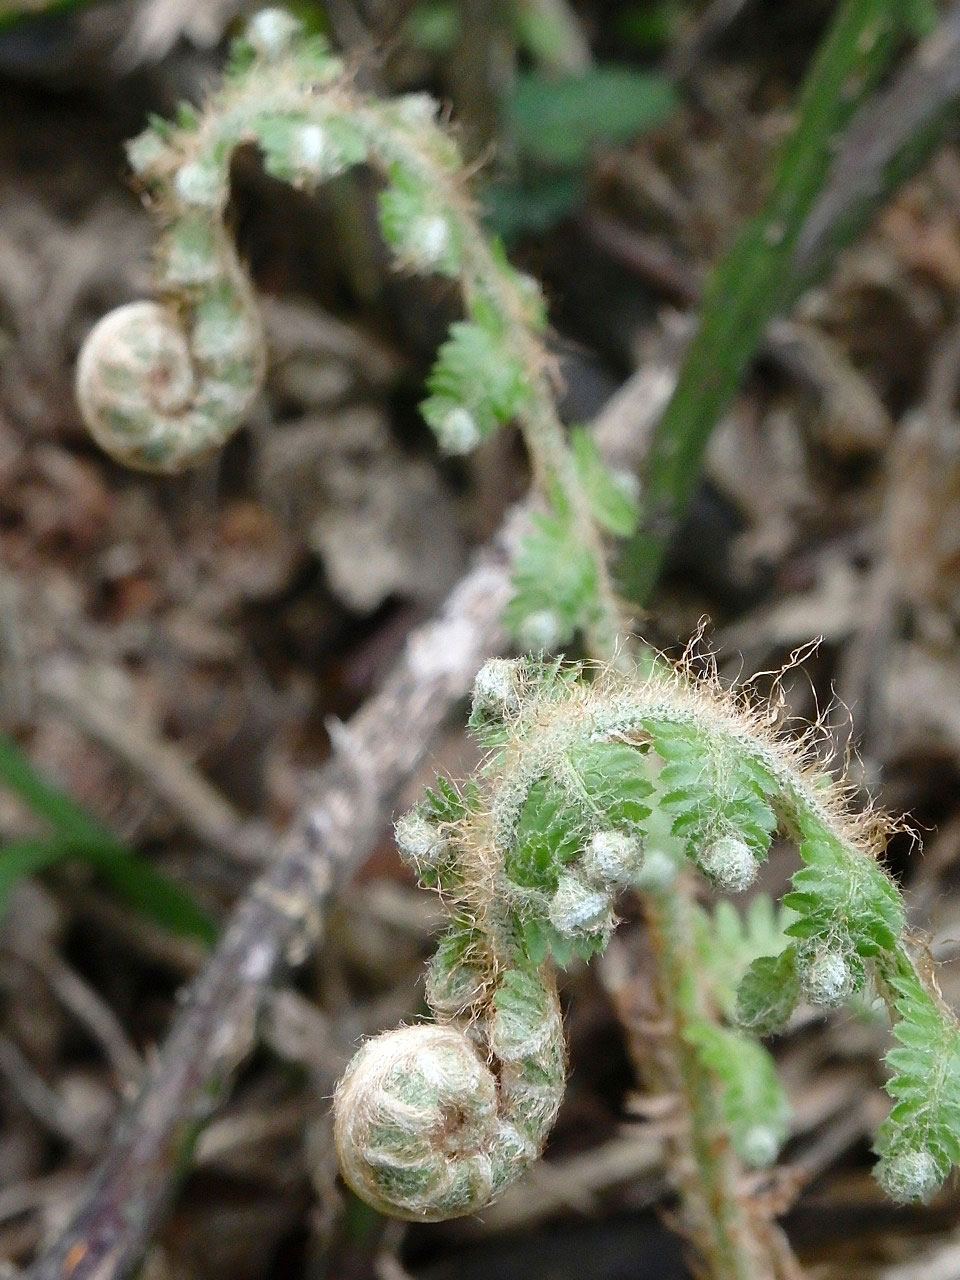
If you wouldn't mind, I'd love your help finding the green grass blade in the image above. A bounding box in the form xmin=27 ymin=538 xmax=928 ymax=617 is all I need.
xmin=0 ymin=838 xmax=79 ymax=913
xmin=618 ymin=0 xmax=912 ymax=604
xmin=0 ymin=733 xmax=108 ymax=843
xmin=0 ymin=735 xmax=216 ymax=944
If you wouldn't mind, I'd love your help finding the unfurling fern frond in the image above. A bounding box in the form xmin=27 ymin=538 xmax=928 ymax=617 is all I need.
xmin=75 ymin=9 xmax=625 ymax=659
xmin=505 ymin=500 xmax=601 ymax=649
xmin=693 ymin=896 xmax=794 ymax=1021
xmin=421 ymin=305 xmax=534 ymax=451
xmin=873 ymin=960 xmax=960 ymax=1201
xmin=334 ymin=657 xmax=960 ymax=1221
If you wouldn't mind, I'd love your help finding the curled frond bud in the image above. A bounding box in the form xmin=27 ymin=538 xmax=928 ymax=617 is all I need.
xmin=246 ymin=7 xmax=301 ymax=58
xmin=410 ymin=215 xmax=453 ymax=265
xmin=290 ymin=124 xmax=348 ymax=180
xmin=582 ymin=830 xmax=645 ymax=888
xmin=800 ymin=949 xmax=853 ymax=1006
xmin=76 ymin=303 xmax=192 ymax=456
xmin=738 ymin=1125 xmax=782 ymax=1169
xmin=471 ymin=658 xmax=523 ymax=720
xmin=515 ymin=608 xmax=564 ymax=652
xmin=334 ymin=1025 xmax=510 ymax=1221
xmin=548 ymin=871 xmax=613 ymax=938
xmin=75 ymin=286 xmax=263 ymax=472
xmin=174 ymin=161 xmax=223 ymax=209
xmin=434 ymin=406 xmax=481 ymax=453
xmin=395 ymin=811 xmax=448 ymax=876
xmin=392 ymin=92 xmax=441 ymax=131
xmin=876 ymin=1148 xmax=941 ymax=1203
xmin=699 ymin=834 xmax=757 ymax=893
xmin=387 ymin=211 xmax=458 ymax=275
xmin=127 ymin=127 xmax=168 ymax=178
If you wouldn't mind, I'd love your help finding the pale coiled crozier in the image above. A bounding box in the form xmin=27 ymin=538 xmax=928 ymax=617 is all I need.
xmin=75 ymin=278 xmax=264 ymax=473
xmin=334 ymin=968 xmax=565 ymax=1221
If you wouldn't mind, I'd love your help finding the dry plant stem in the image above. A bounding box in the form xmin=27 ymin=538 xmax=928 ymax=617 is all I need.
xmin=0 ymin=1034 xmax=95 ymax=1152
xmin=5 ymin=939 xmax=143 ymax=1088
xmin=24 ymin=520 xmax=519 ymax=1280
xmin=646 ymin=887 xmax=777 ymax=1280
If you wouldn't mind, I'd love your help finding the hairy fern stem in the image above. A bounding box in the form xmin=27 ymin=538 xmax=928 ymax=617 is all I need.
xmin=645 ymin=887 xmax=777 ymax=1280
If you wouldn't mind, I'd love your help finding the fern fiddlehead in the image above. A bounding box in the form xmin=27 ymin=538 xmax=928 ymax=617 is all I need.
xmin=74 ymin=8 xmax=628 ymax=657
xmin=334 ymin=657 xmax=960 ymax=1221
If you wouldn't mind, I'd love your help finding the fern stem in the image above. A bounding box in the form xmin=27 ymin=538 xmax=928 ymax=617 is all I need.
xmin=440 ymin=213 xmax=627 ymax=661
xmin=522 ymin=398 xmax=628 ymax=663
xmin=645 ymin=877 xmax=780 ymax=1280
